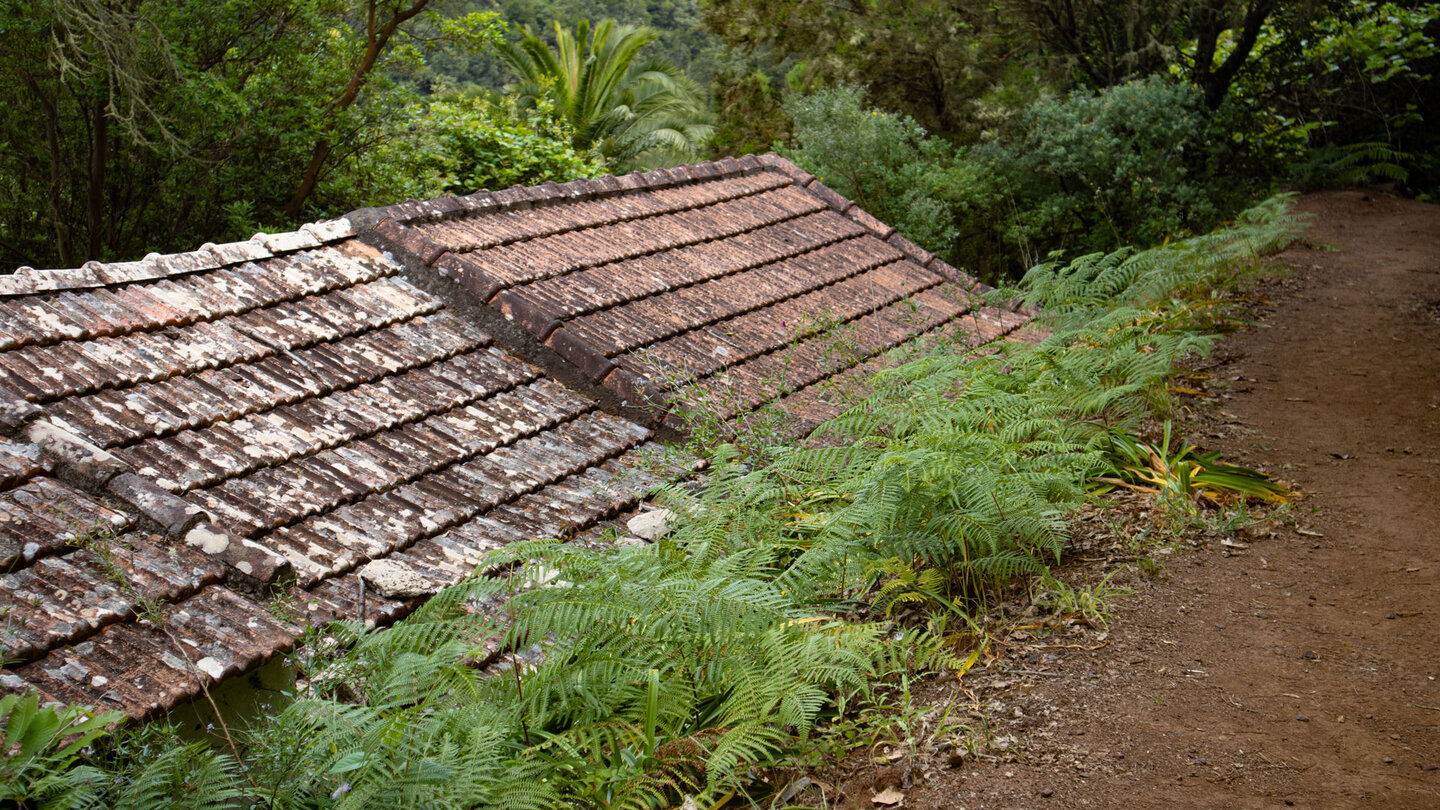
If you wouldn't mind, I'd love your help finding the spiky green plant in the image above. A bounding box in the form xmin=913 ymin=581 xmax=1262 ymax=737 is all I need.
xmin=498 ymin=19 xmax=714 ymax=170
xmin=1094 ymin=421 xmax=1291 ymax=508
xmin=0 ymin=693 xmax=122 ymax=809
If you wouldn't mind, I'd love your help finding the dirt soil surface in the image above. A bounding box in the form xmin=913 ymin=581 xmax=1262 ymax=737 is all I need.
xmin=864 ymin=191 xmax=1440 ymax=809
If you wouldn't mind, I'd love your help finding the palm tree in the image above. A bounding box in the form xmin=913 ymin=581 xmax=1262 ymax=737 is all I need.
xmin=497 ymin=19 xmax=714 ymax=171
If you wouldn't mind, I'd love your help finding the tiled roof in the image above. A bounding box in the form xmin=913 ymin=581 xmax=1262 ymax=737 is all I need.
xmin=0 ymin=153 xmax=1030 ymax=720
xmin=0 ymin=225 xmax=667 ymax=718
xmin=369 ymin=154 xmax=1029 ymax=434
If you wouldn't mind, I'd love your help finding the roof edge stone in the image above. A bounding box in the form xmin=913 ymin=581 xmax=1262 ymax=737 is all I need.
xmin=356 ymin=157 xmax=763 ymax=228
xmin=0 ymin=218 xmax=357 ymax=297
xmin=754 ymin=152 xmax=1035 ymax=314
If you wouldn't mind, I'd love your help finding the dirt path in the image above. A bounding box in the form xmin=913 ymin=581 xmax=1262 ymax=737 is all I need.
xmin=904 ymin=191 xmax=1440 ymax=809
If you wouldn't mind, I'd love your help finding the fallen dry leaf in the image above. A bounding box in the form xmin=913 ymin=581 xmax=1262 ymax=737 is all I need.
xmin=872 ymin=787 xmax=905 ymax=806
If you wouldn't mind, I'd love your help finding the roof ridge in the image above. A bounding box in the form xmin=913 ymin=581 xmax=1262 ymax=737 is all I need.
xmin=358 ymin=155 xmax=774 ymax=229
xmin=0 ymin=218 xmax=356 ymax=297
xmin=755 ymin=153 xmax=972 ymax=283
xmin=755 ymin=152 xmax=1035 ymax=312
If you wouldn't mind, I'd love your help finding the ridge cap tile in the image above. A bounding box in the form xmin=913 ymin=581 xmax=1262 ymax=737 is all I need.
xmin=760 ymin=152 xmax=816 ymax=186
xmin=463 ymin=189 xmax=500 ymax=214
xmin=846 ymin=205 xmax=896 ymax=240
xmin=492 ymin=187 xmax=531 ymax=208
xmin=614 ymin=172 xmax=647 ymax=193
xmin=256 ymin=230 xmax=323 ymax=254
xmin=590 ymin=176 xmax=623 ymax=197
xmin=714 ymin=156 xmax=742 ymax=175
xmin=802 ymin=179 xmax=855 ymax=213
xmin=558 ymin=177 xmax=594 ymax=201
xmin=531 ymin=180 xmax=566 ymax=205
xmin=735 ymin=154 xmax=763 ymax=173
xmin=301 ymin=218 xmax=357 ymax=243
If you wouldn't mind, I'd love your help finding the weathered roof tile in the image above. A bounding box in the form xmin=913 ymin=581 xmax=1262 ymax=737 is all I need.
xmin=1 ymin=156 xmax=1024 ymax=719
xmin=1 ymin=533 xmax=222 ymax=666
xmin=372 ymin=157 xmax=1021 ymax=431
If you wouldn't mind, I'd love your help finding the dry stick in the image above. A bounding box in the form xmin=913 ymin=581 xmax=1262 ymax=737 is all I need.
xmin=160 ymin=625 xmax=260 ymax=791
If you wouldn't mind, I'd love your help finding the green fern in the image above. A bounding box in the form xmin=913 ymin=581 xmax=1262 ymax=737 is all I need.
xmin=0 ymin=693 xmax=122 ymax=809
xmin=112 ymin=744 xmax=241 ymax=810
xmin=1336 ymin=141 xmax=1411 ymax=185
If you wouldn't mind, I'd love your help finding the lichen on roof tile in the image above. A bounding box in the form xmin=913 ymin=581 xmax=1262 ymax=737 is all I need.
xmin=0 ymin=154 xmax=1028 ymax=720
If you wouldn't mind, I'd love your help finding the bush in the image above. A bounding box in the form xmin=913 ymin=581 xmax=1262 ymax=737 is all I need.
xmin=1255 ymin=0 xmax=1440 ymax=194
xmin=781 ymin=80 xmax=1257 ymax=282
xmin=323 ymin=95 xmax=607 ymax=208
xmin=969 ymin=77 xmax=1232 ymax=263
xmin=781 ymin=86 xmax=959 ymax=255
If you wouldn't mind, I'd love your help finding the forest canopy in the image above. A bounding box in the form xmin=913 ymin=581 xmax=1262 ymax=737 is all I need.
xmin=0 ymin=0 xmax=1435 ymax=276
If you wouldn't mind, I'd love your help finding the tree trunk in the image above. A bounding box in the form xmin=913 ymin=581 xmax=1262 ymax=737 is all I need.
xmin=29 ymin=75 xmax=74 ymax=267
xmin=1191 ymin=0 xmax=1280 ymax=110
xmin=280 ymin=0 xmax=431 ymax=219
xmin=87 ymin=96 xmax=108 ymax=261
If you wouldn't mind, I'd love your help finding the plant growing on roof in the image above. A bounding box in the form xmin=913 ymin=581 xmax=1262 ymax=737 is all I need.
xmin=0 ymin=195 xmax=1310 ymax=808
xmin=497 ymin=19 xmax=714 ymax=171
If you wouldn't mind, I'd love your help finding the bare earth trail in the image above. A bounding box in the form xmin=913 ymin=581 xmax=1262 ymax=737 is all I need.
xmin=909 ymin=191 xmax=1440 ymax=809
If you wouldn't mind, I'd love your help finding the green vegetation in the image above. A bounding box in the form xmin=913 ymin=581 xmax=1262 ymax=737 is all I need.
xmin=782 ymin=79 xmax=1243 ymax=279
xmin=1 ymin=0 xmax=1432 ymax=272
xmin=1094 ymin=421 xmax=1291 ymax=512
xmin=0 ymin=694 xmax=124 ymax=808
xmin=329 ymin=94 xmax=607 ymax=206
xmin=0 ymin=197 xmax=1306 ymax=807
xmin=0 ymin=1 xmax=707 ymax=268
xmin=721 ymin=0 xmax=1438 ymax=275
xmin=0 ymin=0 xmax=514 ymax=266
xmin=498 ymin=19 xmax=713 ymax=168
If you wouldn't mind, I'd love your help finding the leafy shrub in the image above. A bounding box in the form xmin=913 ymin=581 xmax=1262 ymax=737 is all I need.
xmin=970 ymin=77 xmax=1231 ymax=263
xmin=782 ymin=85 xmax=959 ymax=255
xmin=782 ymin=80 xmax=1255 ymax=282
xmin=324 ymin=95 xmax=607 ymax=208
xmin=1200 ymin=0 xmax=1440 ymax=193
